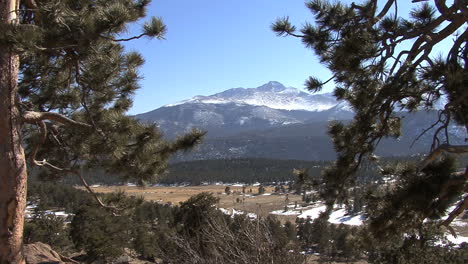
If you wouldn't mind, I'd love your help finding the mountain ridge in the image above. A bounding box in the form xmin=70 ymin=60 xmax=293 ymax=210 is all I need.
xmin=162 ymin=81 xmax=340 ymax=112
xmin=136 ymin=81 xmax=463 ymax=161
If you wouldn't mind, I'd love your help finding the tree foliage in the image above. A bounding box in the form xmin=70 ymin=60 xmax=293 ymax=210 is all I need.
xmin=2 ymin=0 xmax=204 ymax=204
xmin=273 ymin=0 xmax=467 ymax=240
xmin=1 ymin=1 xmax=203 ymax=261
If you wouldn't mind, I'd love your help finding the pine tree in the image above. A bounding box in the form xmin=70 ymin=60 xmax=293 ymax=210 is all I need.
xmin=0 ymin=1 xmax=204 ymax=262
xmin=273 ymin=0 xmax=467 ymax=240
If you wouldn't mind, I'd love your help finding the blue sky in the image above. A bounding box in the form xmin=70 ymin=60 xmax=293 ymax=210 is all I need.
xmin=124 ymin=0 xmax=331 ymax=114
xmin=124 ymin=0 xmax=449 ymax=115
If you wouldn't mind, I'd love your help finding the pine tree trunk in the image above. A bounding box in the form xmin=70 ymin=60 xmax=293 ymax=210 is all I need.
xmin=0 ymin=0 xmax=27 ymax=263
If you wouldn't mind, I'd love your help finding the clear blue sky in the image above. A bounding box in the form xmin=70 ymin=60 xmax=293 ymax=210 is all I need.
xmin=124 ymin=0 xmax=444 ymax=115
xmin=124 ymin=0 xmax=331 ymax=114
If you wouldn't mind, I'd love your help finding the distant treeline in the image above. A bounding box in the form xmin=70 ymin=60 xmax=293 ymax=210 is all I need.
xmin=32 ymin=155 xmax=468 ymax=186
xmin=39 ymin=158 xmax=329 ymax=185
xmin=160 ymin=158 xmax=329 ymax=184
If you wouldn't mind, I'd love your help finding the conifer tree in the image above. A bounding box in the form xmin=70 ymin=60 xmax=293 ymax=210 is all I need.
xmin=273 ymin=0 xmax=467 ymax=240
xmin=0 ymin=0 xmax=204 ymax=262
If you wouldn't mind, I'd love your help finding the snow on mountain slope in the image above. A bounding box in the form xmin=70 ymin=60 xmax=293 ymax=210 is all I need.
xmin=164 ymin=81 xmax=339 ymax=112
xmin=137 ymin=81 xmax=465 ymax=161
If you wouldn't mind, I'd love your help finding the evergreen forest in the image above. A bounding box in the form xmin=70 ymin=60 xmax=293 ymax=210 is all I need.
xmin=0 ymin=0 xmax=466 ymax=263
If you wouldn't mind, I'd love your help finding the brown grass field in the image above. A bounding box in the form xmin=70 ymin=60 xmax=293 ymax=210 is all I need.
xmin=89 ymin=184 xmax=303 ymax=222
xmin=89 ymin=185 xmax=468 ymax=230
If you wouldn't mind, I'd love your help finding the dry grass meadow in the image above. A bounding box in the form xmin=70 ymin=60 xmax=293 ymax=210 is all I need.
xmin=89 ymin=184 xmax=303 ymax=221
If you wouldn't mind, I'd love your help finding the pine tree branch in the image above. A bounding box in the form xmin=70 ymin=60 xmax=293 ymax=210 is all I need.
xmin=27 ymin=120 xmax=65 ymax=170
xmin=101 ymin=33 xmax=146 ymax=42
xmin=22 ymin=111 xmax=91 ymax=128
xmin=24 ymin=115 xmax=123 ymax=213
xmin=440 ymin=194 xmax=468 ymax=237
xmin=418 ymin=144 xmax=468 ymax=171
xmin=72 ymin=170 xmax=122 ymax=214
xmin=22 ymin=111 xmax=92 ymax=175
xmin=410 ymin=111 xmax=445 ymax=148
xmin=434 ymin=0 xmax=453 ymax=16
xmin=373 ymin=0 xmax=396 ymax=24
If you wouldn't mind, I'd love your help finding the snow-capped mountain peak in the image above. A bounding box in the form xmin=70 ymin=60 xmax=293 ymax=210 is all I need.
xmin=164 ymin=81 xmax=340 ymax=112
xmin=256 ymin=81 xmax=287 ymax=92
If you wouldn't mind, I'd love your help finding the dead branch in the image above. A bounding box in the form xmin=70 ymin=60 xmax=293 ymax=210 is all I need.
xmin=22 ymin=111 xmax=91 ymax=128
xmin=440 ymin=194 xmax=468 ymax=237
xmin=72 ymin=170 xmax=121 ymax=214
xmin=23 ymin=111 xmax=90 ymax=170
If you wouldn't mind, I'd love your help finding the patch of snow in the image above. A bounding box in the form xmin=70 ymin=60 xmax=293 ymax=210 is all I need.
xmin=238 ymin=116 xmax=249 ymax=125
xmin=446 ymin=235 xmax=468 ymax=245
xmin=270 ymin=210 xmax=301 ymax=216
xmin=297 ymin=204 xmax=365 ymax=226
xmin=328 ymin=209 xmax=365 ymax=226
xmin=219 ymin=208 xmax=255 ymax=218
xmin=246 ymin=213 xmax=257 ymax=219
xmin=262 ymin=193 xmax=272 ymax=196
xmin=298 ymin=205 xmax=327 ymax=219
xmin=45 ymin=210 xmax=70 ymax=217
xmin=228 ymin=146 xmax=246 ymax=155
xmin=452 ymin=220 xmax=468 ymax=227
xmin=164 ymin=82 xmax=340 ymax=112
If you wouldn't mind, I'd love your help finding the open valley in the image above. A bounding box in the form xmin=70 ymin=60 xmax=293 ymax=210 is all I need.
xmin=89 ymin=185 xmax=303 ymax=221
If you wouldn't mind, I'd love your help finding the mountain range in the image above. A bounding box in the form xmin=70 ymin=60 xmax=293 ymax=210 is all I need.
xmin=136 ymin=81 xmax=464 ymax=161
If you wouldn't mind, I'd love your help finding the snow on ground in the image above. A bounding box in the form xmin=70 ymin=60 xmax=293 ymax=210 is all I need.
xmin=277 ymin=201 xmax=466 ymax=245
xmin=445 ymin=235 xmax=468 ymax=246
xmin=219 ymin=208 xmax=257 ymax=219
xmin=328 ymin=209 xmax=365 ymax=226
xmin=270 ymin=209 xmax=300 ymax=216
xmin=44 ymin=210 xmax=70 ymax=217
xmin=276 ymin=203 xmax=364 ymax=226
xmin=297 ymin=205 xmax=328 ymax=219
xmin=452 ymin=219 xmax=468 ymax=227
xmin=25 ymin=204 xmax=72 ymax=219
xmin=246 ymin=213 xmax=258 ymax=219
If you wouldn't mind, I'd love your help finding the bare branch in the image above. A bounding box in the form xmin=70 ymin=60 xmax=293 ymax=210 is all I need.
xmin=72 ymin=170 xmax=121 ymax=214
xmin=101 ymin=33 xmax=146 ymax=42
xmin=410 ymin=111 xmax=444 ymax=148
xmin=23 ymin=111 xmax=91 ymax=127
xmin=373 ymin=0 xmax=396 ymax=24
xmin=440 ymin=194 xmax=468 ymax=237
xmin=26 ymin=120 xmax=67 ymax=171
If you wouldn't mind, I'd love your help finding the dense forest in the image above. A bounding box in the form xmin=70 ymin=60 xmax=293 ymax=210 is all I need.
xmin=25 ymin=179 xmax=467 ymax=263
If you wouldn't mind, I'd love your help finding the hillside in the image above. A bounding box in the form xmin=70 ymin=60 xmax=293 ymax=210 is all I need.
xmin=136 ymin=81 xmax=464 ymax=161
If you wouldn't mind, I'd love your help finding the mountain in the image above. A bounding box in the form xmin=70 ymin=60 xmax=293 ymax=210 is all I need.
xmin=165 ymin=81 xmax=338 ymax=112
xmin=136 ymin=81 xmax=352 ymax=138
xmin=136 ymin=81 xmax=464 ymax=161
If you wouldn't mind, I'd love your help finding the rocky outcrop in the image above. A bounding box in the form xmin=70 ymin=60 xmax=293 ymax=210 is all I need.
xmin=24 ymin=242 xmax=77 ymax=264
